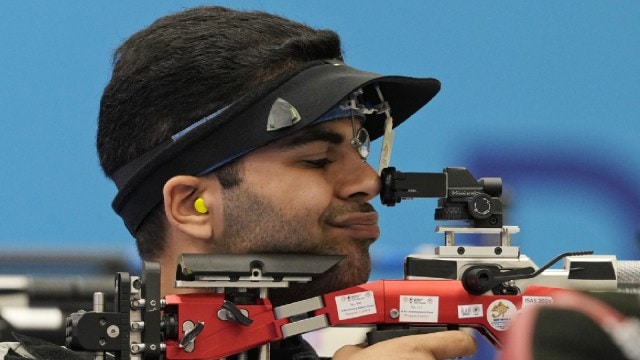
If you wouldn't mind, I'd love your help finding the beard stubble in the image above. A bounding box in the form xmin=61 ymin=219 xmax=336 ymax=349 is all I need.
xmin=216 ymin=186 xmax=376 ymax=306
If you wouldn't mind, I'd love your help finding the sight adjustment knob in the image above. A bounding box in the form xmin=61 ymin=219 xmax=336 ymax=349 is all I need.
xmin=468 ymin=194 xmax=493 ymax=219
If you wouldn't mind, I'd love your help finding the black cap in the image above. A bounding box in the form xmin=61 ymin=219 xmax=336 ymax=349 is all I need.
xmin=111 ymin=60 xmax=441 ymax=235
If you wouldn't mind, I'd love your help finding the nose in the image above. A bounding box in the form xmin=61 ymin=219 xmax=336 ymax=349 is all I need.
xmin=336 ymin=155 xmax=382 ymax=204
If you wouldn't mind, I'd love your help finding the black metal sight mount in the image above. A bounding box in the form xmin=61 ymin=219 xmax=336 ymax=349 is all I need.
xmin=380 ymin=167 xmax=504 ymax=228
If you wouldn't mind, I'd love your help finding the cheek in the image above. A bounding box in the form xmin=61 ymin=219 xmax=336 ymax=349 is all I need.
xmin=209 ymin=195 xmax=225 ymax=239
xmin=252 ymin=172 xmax=334 ymax=214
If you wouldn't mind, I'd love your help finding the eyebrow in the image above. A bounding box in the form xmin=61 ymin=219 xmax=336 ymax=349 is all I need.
xmin=277 ymin=126 xmax=345 ymax=150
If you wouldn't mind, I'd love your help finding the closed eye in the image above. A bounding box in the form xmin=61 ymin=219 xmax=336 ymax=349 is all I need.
xmin=303 ymin=158 xmax=335 ymax=168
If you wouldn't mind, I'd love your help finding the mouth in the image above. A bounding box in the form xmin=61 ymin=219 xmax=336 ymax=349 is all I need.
xmin=327 ymin=212 xmax=380 ymax=240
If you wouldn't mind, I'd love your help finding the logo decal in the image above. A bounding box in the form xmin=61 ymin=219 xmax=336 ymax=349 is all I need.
xmin=487 ymin=299 xmax=517 ymax=331
xmin=458 ymin=304 xmax=483 ymax=319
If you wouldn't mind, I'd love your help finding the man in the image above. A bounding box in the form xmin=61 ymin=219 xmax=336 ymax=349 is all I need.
xmin=96 ymin=5 xmax=476 ymax=359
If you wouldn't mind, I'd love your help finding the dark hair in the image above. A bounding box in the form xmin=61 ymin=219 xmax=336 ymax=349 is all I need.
xmin=96 ymin=6 xmax=343 ymax=260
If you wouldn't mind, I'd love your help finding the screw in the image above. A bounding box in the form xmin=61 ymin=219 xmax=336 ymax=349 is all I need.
xmin=107 ymin=325 xmax=120 ymax=338
xmin=131 ymin=299 xmax=145 ymax=309
xmin=457 ymin=247 xmax=465 ymax=255
xmin=389 ymin=309 xmax=399 ymax=319
xmin=494 ymin=247 xmax=502 ymax=255
xmin=131 ymin=343 xmax=146 ymax=354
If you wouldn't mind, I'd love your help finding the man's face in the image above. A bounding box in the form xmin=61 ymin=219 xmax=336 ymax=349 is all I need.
xmin=212 ymin=118 xmax=381 ymax=305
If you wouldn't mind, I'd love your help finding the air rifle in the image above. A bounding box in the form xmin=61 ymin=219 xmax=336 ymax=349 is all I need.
xmin=66 ymin=167 xmax=640 ymax=359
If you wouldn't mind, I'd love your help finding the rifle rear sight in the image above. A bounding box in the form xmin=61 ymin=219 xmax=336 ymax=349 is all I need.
xmin=380 ymin=167 xmax=503 ymax=228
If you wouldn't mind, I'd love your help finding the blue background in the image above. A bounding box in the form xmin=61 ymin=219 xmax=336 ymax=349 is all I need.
xmin=1 ymin=2 xmax=639 ymax=358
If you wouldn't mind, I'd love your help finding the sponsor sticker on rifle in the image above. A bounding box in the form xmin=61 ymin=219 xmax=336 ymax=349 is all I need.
xmin=522 ymin=296 xmax=554 ymax=308
xmin=458 ymin=304 xmax=483 ymax=319
xmin=487 ymin=299 xmax=517 ymax=331
xmin=399 ymin=295 xmax=439 ymax=322
xmin=335 ymin=290 xmax=377 ymax=320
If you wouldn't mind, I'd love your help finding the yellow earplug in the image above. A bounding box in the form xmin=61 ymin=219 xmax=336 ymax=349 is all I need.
xmin=194 ymin=197 xmax=209 ymax=214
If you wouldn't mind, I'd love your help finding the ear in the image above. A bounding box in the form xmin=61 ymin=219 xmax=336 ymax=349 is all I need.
xmin=162 ymin=175 xmax=220 ymax=240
